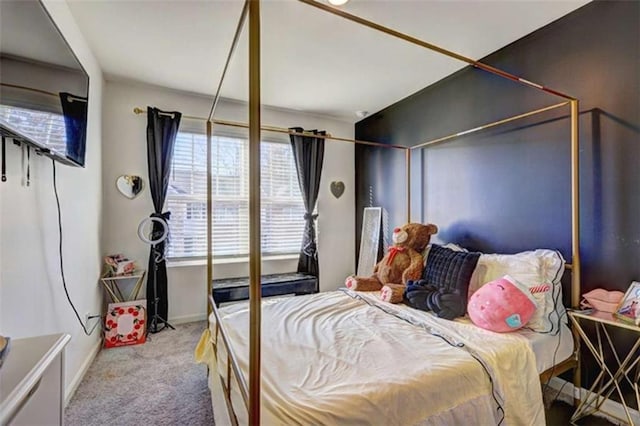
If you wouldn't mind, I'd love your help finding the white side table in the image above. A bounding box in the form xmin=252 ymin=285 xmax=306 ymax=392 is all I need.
xmin=568 ymin=310 xmax=640 ymax=425
xmin=0 ymin=333 xmax=71 ymax=425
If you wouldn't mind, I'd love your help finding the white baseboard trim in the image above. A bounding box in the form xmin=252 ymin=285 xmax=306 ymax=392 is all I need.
xmin=169 ymin=313 xmax=208 ymax=325
xmin=64 ymin=338 xmax=102 ymax=407
xmin=547 ymin=377 xmax=640 ymax=425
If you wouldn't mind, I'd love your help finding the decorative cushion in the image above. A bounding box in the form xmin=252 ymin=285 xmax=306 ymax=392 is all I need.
xmin=405 ymin=244 xmax=480 ymax=319
xmin=581 ymin=289 xmax=624 ymax=313
xmin=405 ymin=279 xmax=468 ymax=320
xmin=468 ymin=249 xmax=566 ymax=334
xmin=422 ymin=243 xmax=467 ymax=267
xmin=467 ymin=275 xmax=537 ymax=332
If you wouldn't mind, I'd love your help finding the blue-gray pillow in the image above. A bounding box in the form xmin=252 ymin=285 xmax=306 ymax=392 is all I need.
xmin=405 ymin=245 xmax=480 ymax=319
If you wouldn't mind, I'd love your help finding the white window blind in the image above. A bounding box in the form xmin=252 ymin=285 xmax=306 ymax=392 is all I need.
xmin=166 ymin=132 xmax=306 ymax=259
xmin=0 ymin=104 xmax=66 ymax=153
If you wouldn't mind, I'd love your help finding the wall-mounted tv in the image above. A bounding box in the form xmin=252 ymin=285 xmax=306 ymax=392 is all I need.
xmin=0 ymin=0 xmax=89 ymax=167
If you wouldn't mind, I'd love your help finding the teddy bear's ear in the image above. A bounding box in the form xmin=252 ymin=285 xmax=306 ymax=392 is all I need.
xmin=427 ymin=224 xmax=438 ymax=235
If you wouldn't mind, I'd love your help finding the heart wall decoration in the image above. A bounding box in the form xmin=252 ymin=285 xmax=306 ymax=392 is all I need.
xmin=330 ymin=181 xmax=345 ymax=199
xmin=116 ymin=175 xmax=144 ymax=199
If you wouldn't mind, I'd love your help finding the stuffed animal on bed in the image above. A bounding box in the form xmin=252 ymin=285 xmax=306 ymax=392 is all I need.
xmin=345 ymin=222 xmax=438 ymax=303
xmin=467 ymin=275 xmax=538 ymax=332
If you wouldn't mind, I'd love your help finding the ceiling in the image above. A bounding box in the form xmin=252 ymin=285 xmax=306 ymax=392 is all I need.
xmin=67 ymin=0 xmax=590 ymax=122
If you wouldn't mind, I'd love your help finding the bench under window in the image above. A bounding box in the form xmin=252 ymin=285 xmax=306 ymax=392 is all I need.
xmin=212 ymin=272 xmax=318 ymax=306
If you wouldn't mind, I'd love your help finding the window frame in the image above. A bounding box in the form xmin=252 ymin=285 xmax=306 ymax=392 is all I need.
xmin=165 ymin=128 xmax=305 ymax=261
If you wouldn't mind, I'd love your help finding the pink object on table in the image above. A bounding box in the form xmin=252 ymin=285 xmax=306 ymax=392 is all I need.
xmin=468 ymin=275 xmax=537 ymax=332
xmin=580 ymin=288 xmax=624 ymax=313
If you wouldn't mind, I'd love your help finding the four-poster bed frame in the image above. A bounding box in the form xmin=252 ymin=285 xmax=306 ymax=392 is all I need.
xmin=138 ymin=0 xmax=581 ymax=423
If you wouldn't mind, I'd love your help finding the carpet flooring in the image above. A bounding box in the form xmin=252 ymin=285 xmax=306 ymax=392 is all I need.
xmin=65 ymin=321 xmax=213 ymax=426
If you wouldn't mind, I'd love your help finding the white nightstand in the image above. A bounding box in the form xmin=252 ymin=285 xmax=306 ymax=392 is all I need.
xmin=0 ymin=333 xmax=71 ymax=425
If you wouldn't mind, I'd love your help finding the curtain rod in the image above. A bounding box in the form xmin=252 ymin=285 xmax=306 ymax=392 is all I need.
xmin=1 ymin=82 xmax=57 ymax=98
xmin=1 ymin=83 xmax=87 ymax=103
xmin=132 ymin=107 xmax=408 ymax=150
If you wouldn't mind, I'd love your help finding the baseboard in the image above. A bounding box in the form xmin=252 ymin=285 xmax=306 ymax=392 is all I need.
xmin=547 ymin=377 xmax=640 ymax=425
xmin=169 ymin=313 xmax=208 ymax=325
xmin=64 ymin=338 xmax=102 ymax=407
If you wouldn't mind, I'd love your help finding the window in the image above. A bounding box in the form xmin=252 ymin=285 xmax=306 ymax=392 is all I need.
xmin=166 ymin=132 xmax=305 ymax=259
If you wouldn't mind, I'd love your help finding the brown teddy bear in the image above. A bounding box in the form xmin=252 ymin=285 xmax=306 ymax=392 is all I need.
xmin=345 ymin=222 xmax=438 ymax=303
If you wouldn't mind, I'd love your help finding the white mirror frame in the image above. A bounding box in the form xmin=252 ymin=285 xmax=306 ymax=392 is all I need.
xmin=357 ymin=207 xmax=382 ymax=276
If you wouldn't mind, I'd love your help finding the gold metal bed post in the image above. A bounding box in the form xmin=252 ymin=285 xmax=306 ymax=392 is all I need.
xmin=248 ymin=0 xmax=262 ymax=422
xmin=406 ymin=149 xmax=411 ymax=223
xmin=571 ymin=99 xmax=581 ymax=403
xmin=571 ymin=99 xmax=581 ymax=310
xmin=207 ymin=120 xmax=213 ymax=317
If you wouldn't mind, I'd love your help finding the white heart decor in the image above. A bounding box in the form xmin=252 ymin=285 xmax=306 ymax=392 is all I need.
xmin=116 ymin=175 xmax=144 ymax=199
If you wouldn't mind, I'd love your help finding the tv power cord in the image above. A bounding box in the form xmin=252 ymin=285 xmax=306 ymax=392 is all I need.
xmin=52 ymin=159 xmax=101 ymax=335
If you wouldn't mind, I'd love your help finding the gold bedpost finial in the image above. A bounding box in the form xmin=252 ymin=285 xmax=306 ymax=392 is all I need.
xmin=133 ymin=107 xmax=145 ymax=114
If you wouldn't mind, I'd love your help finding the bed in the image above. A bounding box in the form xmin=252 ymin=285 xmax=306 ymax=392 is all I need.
xmin=195 ymin=0 xmax=582 ymax=424
xmin=200 ymin=290 xmax=575 ymax=425
xmin=197 ymin=246 xmax=577 ymax=425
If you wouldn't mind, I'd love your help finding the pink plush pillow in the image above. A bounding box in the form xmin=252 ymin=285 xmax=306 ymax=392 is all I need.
xmin=467 ymin=275 xmax=537 ymax=332
xmin=581 ymin=289 xmax=624 ymax=313
xmin=467 ymin=249 xmax=566 ymax=333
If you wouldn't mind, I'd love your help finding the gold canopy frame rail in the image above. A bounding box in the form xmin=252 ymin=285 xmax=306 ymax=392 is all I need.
xmin=248 ymin=0 xmax=580 ymax=422
xmin=132 ymin=107 xmax=409 ymax=150
xmin=134 ymin=0 xmax=581 ymax=422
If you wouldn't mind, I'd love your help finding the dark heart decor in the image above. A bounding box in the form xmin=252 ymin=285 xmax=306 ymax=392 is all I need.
xmin=330 ymin=181 xmax=345 ymax=199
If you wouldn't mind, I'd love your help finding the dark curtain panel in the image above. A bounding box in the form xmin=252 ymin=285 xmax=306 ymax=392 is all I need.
xmin=289 ymin=127 xmax=325 ymax=278
xmin=59 ymin=92 xmax=88 ymax=166
xmin=146 ymin=107 xmax=181 ymax=327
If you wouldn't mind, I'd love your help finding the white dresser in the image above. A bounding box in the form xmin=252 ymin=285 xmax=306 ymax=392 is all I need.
xmin=0 ymin=334 xmax=71 ymax=425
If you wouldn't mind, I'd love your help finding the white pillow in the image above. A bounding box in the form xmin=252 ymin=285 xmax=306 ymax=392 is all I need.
xmin=468 ymin=249 xmax=566 ymax=334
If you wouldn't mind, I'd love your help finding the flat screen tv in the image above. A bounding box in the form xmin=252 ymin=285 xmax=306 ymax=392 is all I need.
xmin=0 ymin=0 xmax=89 ymax=167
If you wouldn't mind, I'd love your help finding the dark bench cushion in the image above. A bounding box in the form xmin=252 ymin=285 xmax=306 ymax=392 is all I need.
xmin=212 ymin=273 xmax=318 ymax=305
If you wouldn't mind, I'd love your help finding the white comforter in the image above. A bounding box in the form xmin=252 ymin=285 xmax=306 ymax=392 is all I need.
xmin=209 ymin=290 xmax=545 ymax=426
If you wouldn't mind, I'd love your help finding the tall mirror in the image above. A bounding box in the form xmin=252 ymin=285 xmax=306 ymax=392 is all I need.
xmin=0 ymin=0 xmax=90 ymax=167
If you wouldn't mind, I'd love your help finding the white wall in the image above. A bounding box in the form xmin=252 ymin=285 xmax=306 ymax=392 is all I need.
xmin=0 ymin=0 xmax=103 ymax=402
xmin=102 ymin=80 xmax=355 ymax=323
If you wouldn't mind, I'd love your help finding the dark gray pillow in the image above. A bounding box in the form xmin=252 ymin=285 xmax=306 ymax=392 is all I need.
xmin=421 ymin=244 xmax=480 ymax=317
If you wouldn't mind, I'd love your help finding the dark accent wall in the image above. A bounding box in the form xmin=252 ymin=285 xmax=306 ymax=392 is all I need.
xmin=355 ymin=0 xmax=639 ymax=395
xmin=356 ymin=0 xmax=639 ymax=292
